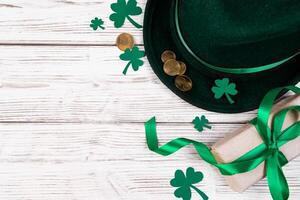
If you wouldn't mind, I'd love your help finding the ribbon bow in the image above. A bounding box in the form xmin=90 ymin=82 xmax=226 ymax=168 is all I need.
xmin=145 ymin=86 xmax=300 ymax=200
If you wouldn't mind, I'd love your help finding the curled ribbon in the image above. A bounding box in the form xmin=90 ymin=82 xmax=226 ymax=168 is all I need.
xmin=145 ymin=86 xmax=300 ymax=200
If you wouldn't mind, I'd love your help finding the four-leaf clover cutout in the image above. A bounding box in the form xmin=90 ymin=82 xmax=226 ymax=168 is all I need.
xmin=110 ymin=0 xmax=143 ymax=29
xmin=171 ymin=167 xmax=209 ymax=200
xmin=90 ymin=17 xmax=105 ymax=30
xmin=193 ymin=115 xmax=212 ymax=132
xmin=120 ymin=46 xmax=145 ymax=75
xmin=211 ymin=78 xmax=238 ymax=104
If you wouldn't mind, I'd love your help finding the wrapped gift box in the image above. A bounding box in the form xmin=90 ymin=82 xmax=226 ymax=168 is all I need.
xmin=211 ymin=95 xmax=300 ymax=192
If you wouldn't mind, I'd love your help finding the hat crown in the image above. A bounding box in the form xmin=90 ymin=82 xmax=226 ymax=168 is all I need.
xmin=175 ymin=0 xmax=300 ymax=68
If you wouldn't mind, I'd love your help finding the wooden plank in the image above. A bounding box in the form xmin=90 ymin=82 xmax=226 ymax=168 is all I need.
xmin=0 ymin=0 xmax=145 ymax=45
xmin=0 ymin=45 xmax=264 ymax=123
xmin=0 ymin=161 xmax=298 ymax=200
xmin=0 ymin=161 xmax=299 ymax=200
xmin=0 ymin=123 xmax=299 ymax=200
xmin=0 ymin=122 xmax=241 ymax=162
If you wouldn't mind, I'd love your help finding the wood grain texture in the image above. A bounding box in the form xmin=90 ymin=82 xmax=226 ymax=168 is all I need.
xmin=0 ymin=45 xmax=261 ymax=123
xmin=0 ymin=0 xmax=299 ymax=200
xmin=0 ymin=122 xmax=244 ymax=162
xmin=0 ymin=0 xmax=145 ymax=45
xmin=0 ymin=123 xmax=299 ymax=200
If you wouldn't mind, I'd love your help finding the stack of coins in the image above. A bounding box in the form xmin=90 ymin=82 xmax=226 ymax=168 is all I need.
xmin=116 ymin=33 xmax=135 ymax=51
xmin=161 ymin=50 xmax=192 ymax=92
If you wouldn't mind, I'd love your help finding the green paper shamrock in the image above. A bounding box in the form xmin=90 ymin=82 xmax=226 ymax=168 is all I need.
xmin=120 ymin=46 xmax=145 ymax=75
xmin=90 ymin=17 xmax=105 ymax=30
xmin=170 ymin=167 xmax=209 ymax=200
xmin=193 ymin=115 xmax=212 ymax=132
xmin=211 ymin=78 xmax=238 ymax=104
xmin=110 ymin=0 xmax=143 ymax=29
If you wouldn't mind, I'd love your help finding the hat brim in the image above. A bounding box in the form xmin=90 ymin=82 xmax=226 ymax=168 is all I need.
xmin=143 ymin=0 xmax=300 ymax=113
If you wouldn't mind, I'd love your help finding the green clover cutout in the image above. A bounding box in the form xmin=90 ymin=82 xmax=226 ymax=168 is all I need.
xmin=90 ymin=17 xmax=105 ymax=30
xmin=110 ymin=0 xmax=143 ymax=29
xmin=211 ymin=78 xmax=238 ymax=104
xmin=193 ymin=115 xmax=212 ymax=132
xmin=120 ymin=46 xmax=145 ymax=75
xmin=170 ymin=167 xmax=209 ymax=200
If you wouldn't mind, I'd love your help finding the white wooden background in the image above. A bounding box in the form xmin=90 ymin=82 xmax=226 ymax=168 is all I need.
xmin=0 ymin=1 xmax=299 ymax=200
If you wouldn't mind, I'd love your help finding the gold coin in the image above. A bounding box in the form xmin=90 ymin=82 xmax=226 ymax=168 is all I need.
xmin=175 ymin=75 xmax=193 ymax=92
xmin=177 ymin=61 xmax=187 ymax=75
xmin=116 ymin=33 xmax=135 ymax=51
xmin=163 ymin=59 xmax=181 ymax=76
xmin=161 ymin=50 xmax=176 ymax=63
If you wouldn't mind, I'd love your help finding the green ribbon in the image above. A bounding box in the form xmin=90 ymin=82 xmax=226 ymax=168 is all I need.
xmin=174 ymin=0 xmax=300 ymax=74
xmin=145 ymin=86 xmax=300 ymax=200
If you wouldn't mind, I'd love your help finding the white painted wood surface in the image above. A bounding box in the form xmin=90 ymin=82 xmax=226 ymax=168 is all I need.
xmin=0 ymin=1 xmax=299 ymax=200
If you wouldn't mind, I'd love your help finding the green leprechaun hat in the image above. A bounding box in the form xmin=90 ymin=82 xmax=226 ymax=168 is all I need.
xmin=143 ymin=0 xmax=300 ymax=113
